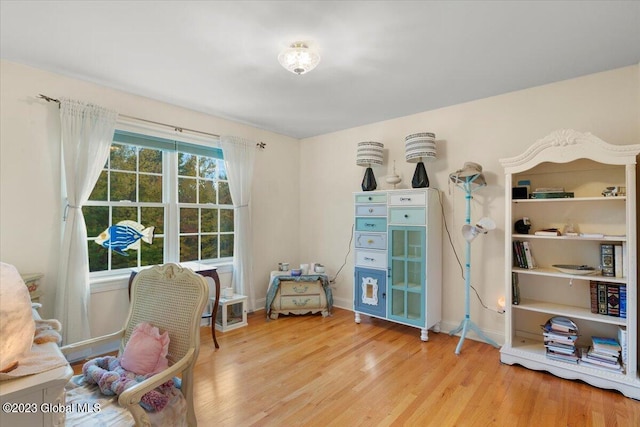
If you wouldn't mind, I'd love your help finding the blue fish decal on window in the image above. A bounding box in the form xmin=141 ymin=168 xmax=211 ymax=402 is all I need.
xmin=95 ymin=220 xmax=155 ymax=256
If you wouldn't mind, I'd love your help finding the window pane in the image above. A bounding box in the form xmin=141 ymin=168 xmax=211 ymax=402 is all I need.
xmin=141 ymin=236 xmax=163 ymax=266
xmin=217 ymin=160 xmax=227 ymax=180
xmin=178 ymin=153 xmax=196 ymax=176
xmin=180 ymin=208 xmax=198 ymax=233
xmin=139 ymin=148 xmax=162 ymax=173
xmin=111 ymin=171 xmax=136 ymax=201
xmin=199 ymin=157 xmax=217 ymax=179
xmin=113 ymin=206 xmax=137 ymax=225
xmin=141 ymin=207 xmax=164 ymax=235
xmin=220 ymin=234 xmax=234 ymax=258
xmin=201 ymin=235 xmax=218 ymax=259
xmin=180 ymin=236 xmax=198 ymax=262
xmin=218 ymin=181 xmax=232 ymax=205
xmin=199 ymin=180 xmax=216 ymax=204
xmin=220 ymin=208 xmax=234 ymax=232
xmin=89 ymin=170 xmax=108 ymax=201
xmin=84 ymin=205 xmax=109 ymax=237
xmin=88 ymin=240 xmax=108 ymax=272
xmin=112 ymin=251 xmax=138 ymax=269
xmin=139 ymin=174 xmax=162 ymax=203
xmin=201 ymin=209 xmax=218 ymax=233
xmin=178 ymin=177 xmax=197 ymax=203
xmin=110 ymin=144 xmax=136 ymax=171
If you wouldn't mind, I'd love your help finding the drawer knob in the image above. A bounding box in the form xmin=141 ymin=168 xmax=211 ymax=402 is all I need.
xmin=404 ymin=214 xmax=409 ymax=218
xmin=368 ymin=208 xmax=373 ymax=213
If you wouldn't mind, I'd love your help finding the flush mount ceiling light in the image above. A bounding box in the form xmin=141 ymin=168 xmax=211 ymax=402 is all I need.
xmin=278 ymin=41 xmax=320 ymax=75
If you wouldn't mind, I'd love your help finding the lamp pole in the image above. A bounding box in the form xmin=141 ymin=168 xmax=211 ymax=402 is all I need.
xmin=449 ymin=176 xmax=500 ymax=354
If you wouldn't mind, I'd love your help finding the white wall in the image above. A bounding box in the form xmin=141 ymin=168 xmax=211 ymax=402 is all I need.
xmin=0 ymin=60 xmax=301 ymax=337
xmin=300 ymin=65 xmax=640 ymax=343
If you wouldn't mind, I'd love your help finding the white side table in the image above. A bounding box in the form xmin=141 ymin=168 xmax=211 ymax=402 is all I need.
xmin=214 ymin=294 xmax=248 ymax=332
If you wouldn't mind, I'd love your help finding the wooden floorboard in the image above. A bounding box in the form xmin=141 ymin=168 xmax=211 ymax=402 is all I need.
xmin=73 ymin=307 xmax=640 ymax=426
xmin=193 ymin=308 xmax=640 ymax=426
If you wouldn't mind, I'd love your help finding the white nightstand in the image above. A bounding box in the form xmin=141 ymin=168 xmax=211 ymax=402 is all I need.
xmin=214 ymin=294 xmax=248 ymax=332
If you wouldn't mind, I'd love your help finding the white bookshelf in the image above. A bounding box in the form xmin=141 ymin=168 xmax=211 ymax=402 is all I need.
xmin=500 ymin=129 xmax=640 ymax=399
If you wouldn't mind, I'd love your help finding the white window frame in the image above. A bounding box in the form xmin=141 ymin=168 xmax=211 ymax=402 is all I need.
xmin=87 ymin=118 xmax=233 ymax=283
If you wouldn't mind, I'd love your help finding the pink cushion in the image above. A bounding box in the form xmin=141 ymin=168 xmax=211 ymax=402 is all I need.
xmin=120 ymin=322 xmax=170 ymax=375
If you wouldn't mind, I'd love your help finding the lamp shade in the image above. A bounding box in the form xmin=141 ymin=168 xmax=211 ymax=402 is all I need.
xmin=405 ymin=132 xmax=436 ymax=163
xmin=462 ymin=217 xmax=496 ymax=242
xmin=356 ymin=141 xmax=384 ymax=191
xmin=356 ymin=141 xmax=384 ymax=167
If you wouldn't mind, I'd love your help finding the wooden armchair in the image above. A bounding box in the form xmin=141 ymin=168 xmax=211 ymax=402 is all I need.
xmin=61 ymin=263 xmax=208 ymax=426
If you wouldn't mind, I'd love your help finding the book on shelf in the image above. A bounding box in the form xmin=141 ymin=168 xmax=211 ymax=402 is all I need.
xmin=580 ymin=347 xmax=622 ymax=371
xmin=589 ymin=281 xmax=626 ymax=318
xmin=511 ymin=272 xmax=520 ymax=305
xmin=534 ymin=228 xmax=561 ymax=236
xmin=534 ymin=187 xmax=565 ymax=193
xmin=614 ymin=244 xmax=623 ymax=278
xmin=607 ymin=284 xmax=620 ymax=317
xmin=512 ymin=240 xmax=536 ymax=269
xmin=600 ymin=243 xmax=615 ymax=277
xmin=591 ymin=336 xmax=621 ymax=356
xmin=522 ymin=241 xmax=537 ymax=269
xmin=530 ymin=191 xmax=574 ymax=199
xmin=580 ymin=233 xmax=605 ymax=238
xmin=618 ymin=326 xmax=628 ymax=369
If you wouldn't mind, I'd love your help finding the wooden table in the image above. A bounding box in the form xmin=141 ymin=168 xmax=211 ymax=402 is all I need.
xmin=128 ymin=263 xmax=220 ymax=349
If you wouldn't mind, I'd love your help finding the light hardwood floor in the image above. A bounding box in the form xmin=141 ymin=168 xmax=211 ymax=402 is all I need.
xmin=191 ymin=308 xmax=640 ymax=426
xmin=72 ymin=307 xmax=639 ymax=426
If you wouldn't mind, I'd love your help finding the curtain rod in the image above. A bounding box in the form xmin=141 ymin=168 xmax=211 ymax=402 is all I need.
xmin=38 ymin=94 xmax=266 ymax=149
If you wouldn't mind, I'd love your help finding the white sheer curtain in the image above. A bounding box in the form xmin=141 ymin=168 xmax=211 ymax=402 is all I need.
xmin=55 ymin=99 xmax=118 ymax=345
xmin=220 ymin=136 xmax=257 ymax=310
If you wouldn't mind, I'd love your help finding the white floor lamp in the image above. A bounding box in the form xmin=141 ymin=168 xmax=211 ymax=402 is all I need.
xmin=449 ymin=162 xmax=500 ymax=354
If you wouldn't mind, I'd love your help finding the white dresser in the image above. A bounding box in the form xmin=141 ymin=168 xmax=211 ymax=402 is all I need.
xmin=0 ymin=310 xmax=73 ymax=427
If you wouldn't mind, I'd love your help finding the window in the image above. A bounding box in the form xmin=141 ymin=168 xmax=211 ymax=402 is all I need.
xmin=84 ymin=129 xmax=233 ymax=274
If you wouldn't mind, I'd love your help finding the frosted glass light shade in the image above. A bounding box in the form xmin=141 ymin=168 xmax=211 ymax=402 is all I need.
xmin=356 ymin=141 xmax=384 ymax=167
xmin=278 ymin=42 xmax=321 ymax=75
xmin=462 ymin=217 xmax=496 ymax=242
xmin=405 ymin=132 xmax=436 ymax=163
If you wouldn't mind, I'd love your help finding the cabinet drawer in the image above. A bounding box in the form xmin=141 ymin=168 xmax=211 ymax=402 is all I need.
xmin=355 ymin=193 xmax=387 ymax=204
xmin=355 ymin=204 xmax=387 ymax=216
xmin=389 ymin=207 xmax=426 ymax=225
xmin=356 ymin=217 xmax=387 ymax=232
xmin=356 ymin=249 xmax=387 ymax=269
xmin=389 ymin=192 xmax=426 ymax=206
xmin=355 ymin=232 xmax=387 ymax=250
xmin=276 ymin=295 xmax=322 ymax=310
xmin=279 ymin=280 xmax=322 ymax=296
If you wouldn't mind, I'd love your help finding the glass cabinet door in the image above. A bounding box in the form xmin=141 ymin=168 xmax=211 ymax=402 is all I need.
xmin=388 ymin=226 xmax=425 ymax=326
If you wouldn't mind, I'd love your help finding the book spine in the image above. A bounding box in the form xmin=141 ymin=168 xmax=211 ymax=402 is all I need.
xmin=618 ymin=326 xmax=628 ymax=369
xmin=597 ymin=283 xmax=608 ymax=315
xmin=606 ymin=284 xmax=620 ymax=317
xmin=614 ymin=244 xmax=623 ymax=278
xmin=600 ymin=244 xmax=615 ymax=277
xmin=522 ymin=241 xmax=536 ymax=269
xmin=589 ymin=281 xmax=598 ymax=314
xmin=513 ymin=241 xmax=526 ymax=268
xmin=620 ymin=285 xmax=627 ymax=319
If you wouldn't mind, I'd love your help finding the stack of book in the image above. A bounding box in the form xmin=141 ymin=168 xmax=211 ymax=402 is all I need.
xmin=542 ymin=316 xmax=579 ymax=363
xmin=580 ymin=336 xmax=622 ymax=372
xmin=512 ymin=240 xmax=536 ymax=269
xmin=530 ymin=187 xmax=575 ymax=199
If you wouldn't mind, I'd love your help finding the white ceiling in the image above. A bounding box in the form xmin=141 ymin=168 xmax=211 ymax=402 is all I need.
xmin=1 ymin=1 xmax=639 ymax=139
